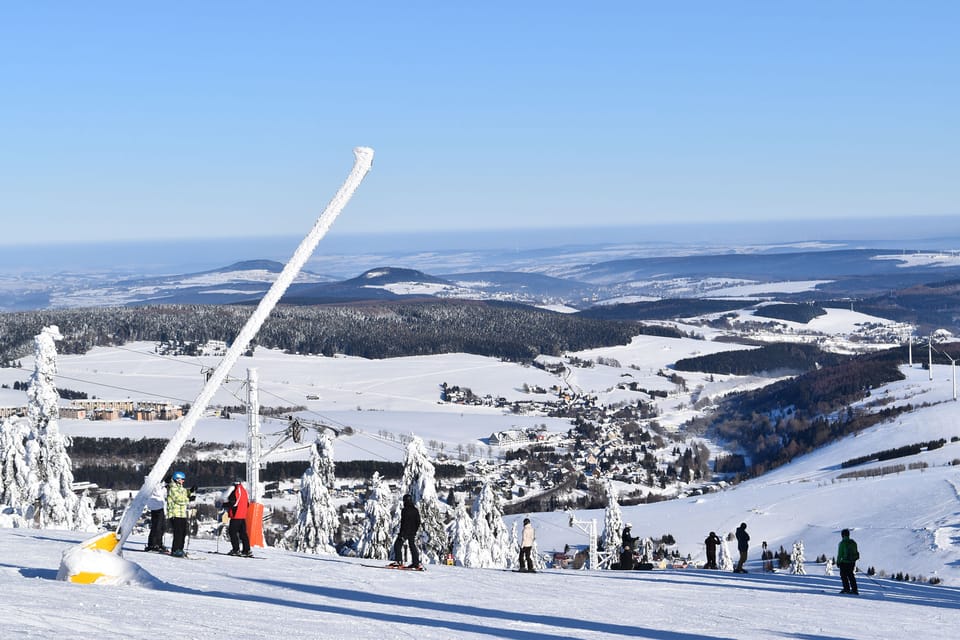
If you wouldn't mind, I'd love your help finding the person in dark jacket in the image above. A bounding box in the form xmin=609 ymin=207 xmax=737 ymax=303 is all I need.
xmin=622 ymin=524 xmax=638 ymax=550
xmin=837 ymin=528 xmax=860 ymax=594
xmin=704 ymin=531 xmax=721 ymax=569
xmin=619 ymin=544 xmax=635 ymax=570
xmin=734 ymin=522 xmax=750 ymax=573
xmin=391 ymin=494 xmax=422 ymax=568
xmin=227 ymin=480 xmax=252 ymax=557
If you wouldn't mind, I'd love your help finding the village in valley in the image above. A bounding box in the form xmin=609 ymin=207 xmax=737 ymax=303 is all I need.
xmin=1 ymin=297 xmax=936 ymax=577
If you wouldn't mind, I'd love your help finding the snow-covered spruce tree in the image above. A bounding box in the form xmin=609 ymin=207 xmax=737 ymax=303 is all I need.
xmin=447 ymin=499 xmax=474 ymax=567
xmin=397 ymin=436 xmax=447 ymax=564
xmin=824 ymin=557 xmax=835 ymax=576
xmin=73 ymin=489 xmax=99 ymax=532
xmin=24 ymin=326 xmax=94 ymax=530
xmin=354 ymin=472 xmax=393 ymax=560
xmin=639 ymin=536 xmax=655 ymax=564
xmin=718 ymin=536 xmax=734 ymax=571
xmin=283 ymin=432 xmax=339 ymax=554
xmin=530 ymin=527 xmax=546 ymax=571
xmin=600 ymin=478 xmax=624 ymax=554
xmin=508 ymin=519 xmax=519 ymax=570
xmin=0 ymin=416 xmax=34 ymax=514
xmin=790 ymin=540 xmax=806 ymax=575
xmin=465 ymin=479 xmax=511 ymax=568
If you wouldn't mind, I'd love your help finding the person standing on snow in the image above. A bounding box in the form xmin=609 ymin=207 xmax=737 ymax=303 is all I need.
xmin=166 ymin=471 xmax=191 ymax=557
xmin=227 ymin=480 xmax=252 ymax=557
xmin=837 ymin=529 xmax=860 ymax=594
xmin=622 ymin=523 xmax=638 ymax=550
xmin=391 ymin=494 xmax=422 ymax=569
xmin=144 ymin=477 xmax=168 ymax=552
xmin=519 ymin=517 xmax=535 ymax=572
xmin=704 ymin=531 xmax=721 ymax=569
xmin=734 ymin=522 xmax=750 ymax=573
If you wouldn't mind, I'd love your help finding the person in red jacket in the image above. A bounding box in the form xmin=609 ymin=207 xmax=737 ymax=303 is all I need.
xmin=227 ymin=480 xmax=252 ymax=557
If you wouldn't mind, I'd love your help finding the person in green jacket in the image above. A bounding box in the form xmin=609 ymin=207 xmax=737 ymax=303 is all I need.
xmin=166 ymin=471 xmax=191 ymax=557
xmin=837 ymin=528 xmax=859 ymax=594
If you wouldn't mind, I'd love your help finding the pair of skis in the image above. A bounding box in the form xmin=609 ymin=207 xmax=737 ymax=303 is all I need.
xmin=362 ymin=563 xmax=425 ymax=571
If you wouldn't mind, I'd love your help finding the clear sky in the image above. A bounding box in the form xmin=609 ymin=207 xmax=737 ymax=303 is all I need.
xmin=1 ymin=2 xmax=957 ymax=246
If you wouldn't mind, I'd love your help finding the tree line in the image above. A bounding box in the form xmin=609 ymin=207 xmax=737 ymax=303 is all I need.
xmin=690 ymin=344 xmax=954 ymax=479
xmin=0 ymin=300 xmax=650 ymax=362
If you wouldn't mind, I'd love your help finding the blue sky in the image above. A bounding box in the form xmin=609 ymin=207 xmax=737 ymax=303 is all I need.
xmin=1 ymin=2 xmax=957 ymax=246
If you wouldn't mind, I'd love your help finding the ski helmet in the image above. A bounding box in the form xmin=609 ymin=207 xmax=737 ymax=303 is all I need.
xmin=172 ymin=471 xmax=186 ymax=481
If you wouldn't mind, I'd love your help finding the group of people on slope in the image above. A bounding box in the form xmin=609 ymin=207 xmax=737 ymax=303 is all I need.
xmin=700 ymin=522 xmax=751 ymax=573
xmin=389 ymin=495 xmax=538 ymax=573
xmin=703 ymin=522 xmax=860 ymax=594
xmin=145 ymin=471 xmax=251 ymax=558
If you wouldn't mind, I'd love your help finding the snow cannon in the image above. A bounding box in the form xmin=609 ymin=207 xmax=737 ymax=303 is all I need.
xmin=54 ymin=147 xmax=373 ymax=585
xmin=57 ymin=531 xmax=143 ymax=585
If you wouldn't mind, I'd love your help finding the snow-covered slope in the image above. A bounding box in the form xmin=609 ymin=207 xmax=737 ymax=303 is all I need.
xmin=2 ymin=527 xmax=955 ymax=640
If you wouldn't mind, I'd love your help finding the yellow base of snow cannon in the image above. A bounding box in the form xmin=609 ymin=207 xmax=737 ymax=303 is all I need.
xmin=82 ymin=530 xmax=121 ymax=552
xmin=58 ymin=531 xmax=127 ymax=584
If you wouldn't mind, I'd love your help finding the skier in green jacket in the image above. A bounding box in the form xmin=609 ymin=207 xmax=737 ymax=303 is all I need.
xmin=166 ymin=471 xmax=192 ymax=557
xmin=837 ymin=528 xmax=859 ymax=594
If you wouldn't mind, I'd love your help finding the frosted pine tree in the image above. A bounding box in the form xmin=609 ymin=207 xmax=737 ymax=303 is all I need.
xmin=824 ymin=557 xmax=835 ymax=576
xmin=0 ymin=417 xmax=33 ymax=513
xmin=447 ymin=499 xmax=475 ymax=567
xmin=600 ymin=479 xmax=624 ymax=552
xmin=354 ymin=472 xmax=393 ymax=559
xmin=465 ymin=480 xmax=510 ymax=568
xmin=24 ymin=326 xmax=94 ymax=530
xmin=640 ymin=536 xmax=656 ymax=565
xmin=283 ymin=432 xmax=339 ymax=554
xmin=397 ymin=436 xmax=447 ymax=564
xmin=718 ymin=536 xmax=734 ymax=571
xmin=790 ymin=540 xmax=806 ymax=575
xmin=508 ymin=519 xmax=519 ymax=570
xmin=73 ymin=489 xmax=99 ymax=532
xmin=530 ymin=528 xmax=546 ymax=571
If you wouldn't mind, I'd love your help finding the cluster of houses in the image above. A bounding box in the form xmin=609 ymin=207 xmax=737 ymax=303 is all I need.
xmin=488 ymin=426 xmax=561 ymax=446
xmin=0 ymin=399 xmax=184 ymax=422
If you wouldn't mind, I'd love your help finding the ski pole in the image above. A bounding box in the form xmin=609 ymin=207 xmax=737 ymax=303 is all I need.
xmin=857 ymin=568 xmax=886 ymax=592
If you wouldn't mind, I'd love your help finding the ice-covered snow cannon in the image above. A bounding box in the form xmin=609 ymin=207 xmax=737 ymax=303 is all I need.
xmin=58 ymin=147 xmax=374 ymax=584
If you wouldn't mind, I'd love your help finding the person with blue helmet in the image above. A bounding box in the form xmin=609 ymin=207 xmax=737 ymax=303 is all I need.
xmin=166 ymin=471 xmax=191 ymax=557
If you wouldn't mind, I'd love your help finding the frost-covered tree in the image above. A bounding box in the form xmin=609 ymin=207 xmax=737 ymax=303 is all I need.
xmin=397 ymin=436 xmax=447 ymax=564
xmin=447 ymin=499 xmax=474 ymax=567
xmin=465 ymin=480 xmax=510 ymax=568
xmin=0 ymin=417 xmax=33 ymax=511
xmin=27 ymin=326 xmax=63 ymax=431
xmin=355 ymin=472 xmax=393 ymax=559
xmin=283 ymin=432 xmax=339 ymax=554
xmin=718 ymin=536 xmax=734 ymax=572
xmin=73 ymin=489 xmax=99 ymax=532
xmin=600 ymin=479 xmax=624 ymax=553
xmin=3 ymin=326 xmax=94 ymax=530
xmin=824 ymin=557 xmax=835 ymax=576
xmin=639 ymin=536 xmax=655 ymax=564
xmin=529 ymin=529 xmax=546 ymax=571
xmin=790 ymin=540 xmax=806 ymax=575
xmin=508 ymin=519 xmax=519 ymax=570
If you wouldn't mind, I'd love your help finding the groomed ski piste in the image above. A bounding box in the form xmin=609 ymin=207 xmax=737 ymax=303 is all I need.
xmin=3 ymin=526 xmax=956 ymax=639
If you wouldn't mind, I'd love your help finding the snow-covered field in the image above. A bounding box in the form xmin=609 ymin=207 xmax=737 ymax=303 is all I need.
xmin=2 ymin=526 xmax=956 ymax=640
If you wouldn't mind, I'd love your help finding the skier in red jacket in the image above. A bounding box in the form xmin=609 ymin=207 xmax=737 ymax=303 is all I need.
xmin=227 ymin=480 xmax=252 ymax=557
